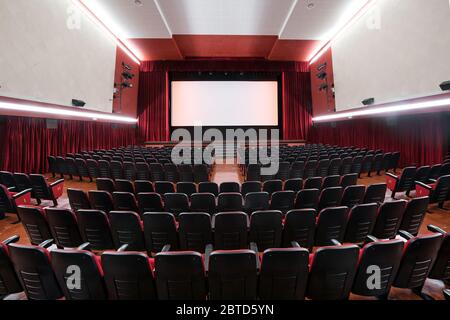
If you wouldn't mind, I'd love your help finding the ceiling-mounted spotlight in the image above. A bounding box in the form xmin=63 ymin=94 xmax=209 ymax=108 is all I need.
xmin=72 ymin=99 xmax=86 ymax=107
xmin=121 ymin=82 xmax=133 ymax=88
xmin=362 ymin=98 xmax=375 ymax=106
xmin=319 ymin=84 xmax=329 ymax=91
xmin=306 ymin=0 xmax=315 ymax=9
xmin=316 ymin=71 xmax=327 ymax=80
xmin=317 ymin=62 xmax=327 ymax=71
xmin=122 ymin=71 xmax=134 ymax=80
xmin=134 ymin=0 xmax=143 ymax=7
xmin=439 ymin=81 xmax=450 ymax=91
xmin=122 ymin=62 xmax=132 ymax=71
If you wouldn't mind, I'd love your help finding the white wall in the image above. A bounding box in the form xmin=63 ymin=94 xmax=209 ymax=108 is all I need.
xmin=0 ymin=0 xmax=117 ymax=113
xmin=332 ymin=0 xmax=450 ymax=111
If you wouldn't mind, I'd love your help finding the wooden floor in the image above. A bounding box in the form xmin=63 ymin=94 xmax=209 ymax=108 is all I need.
xmin=1 ymin=164 xmax=449 ymax=300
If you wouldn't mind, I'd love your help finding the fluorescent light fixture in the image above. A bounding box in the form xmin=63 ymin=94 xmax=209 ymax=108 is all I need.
xmin=72 ymin=0 xmax=141 ymax=65
xmin=0 ymin=101 xmax=138 ymax=123
xmin=312 ymin=98 xmax=450 ymax=122
xmin=309 ymin=0 xmax=377 ymax=64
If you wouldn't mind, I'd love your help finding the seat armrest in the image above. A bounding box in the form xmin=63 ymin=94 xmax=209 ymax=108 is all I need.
xmin=249 ymin=242 xmax=261 ymax=270
xmin=385 ymin=173 xmax=398 ymax=180
xmin=204 ymin=244 xmax=213 ymax=273
xmin=50 ymin=179 xmax=65 ymax=187
xmin=364 ymin=235 xmax=379 ymax=245
xmin=7 ymin=187 xmax=16 ymax=192
xmin=415 ymin=181 xmax=432 ymax=190
xmin=427 ymin=225 xmax=446 ymax=235
xmin=12 ymin=188 xmax=32 ymax=199
xmin=161 ymin=244 xmax=171 ymax=252
xmin=77 ymin=242 xmax=91 ymax=251
xmin=398 ymin=230 xmax=414 ymax=241
xmin=331 ymin=239 xmax=342 ymax=246
xmin=444 ymin=289 xmax=450 ymax=301
xmin=291 ymin=241 xmax=301 ymax=248
xmin=39 ymin=239 xmax=54 ymax=248
xmin=2 ymin=235 xmax=20 ymax=245
xmin=117 ymin=244 xmax=129 ymax=252
xmin=428 ymin=179 xmax=437 ymax=183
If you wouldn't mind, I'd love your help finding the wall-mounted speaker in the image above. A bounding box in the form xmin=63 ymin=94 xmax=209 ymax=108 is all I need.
xmin=72 ymin=99 xmax=86 ymax=107
xmin=362 ymin=98 xmax=375 ymax=106
xmin=439 ymin=81 xmax=450 ymax=91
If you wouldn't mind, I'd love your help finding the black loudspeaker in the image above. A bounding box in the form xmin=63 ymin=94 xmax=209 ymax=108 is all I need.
xmin=439 ymin=81 xmax=450 ymax=91
xmin=46 ymin=119 xmax=58 ymax=129
xmin=362 ymin=98 xmax=375 ymax=106
xmin=72 ymin=99 xmax=86 ymax=107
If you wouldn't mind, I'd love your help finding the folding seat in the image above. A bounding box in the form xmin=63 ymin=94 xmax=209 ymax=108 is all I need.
xmin=282 ymin=209 xmax=316 ymax=250
xmin=427 ymin=225 xmax=450 ymax=283
xmin=143 ymin=212 xmax=178 ymax=253
xmin=97 ymin=178 xmax=116 ymax=195
xmin=0 ymin=185 xmax=31 ymax=221
xmin=259 ymin=246 xmax=309 ymax=300
xmin=135 ymin=180 xmax=154 ymax=194
xmin=270 ymin=191 xmax=295 ymax=214
xmin=343 ymin=203 xmax=378 ymax=244
xmin=350 ymin=156 xmax=363 ymax=177
xmin=67 ymin=188 xmax=91 ymax=212
xmin=415 ymin=174 xmax=450 ymax=209
xmin=289 ymin=161 xmax=304 ymax=179
xmin=303 ymin=160 xmax=318 ymax=179
xmin=244 ymin=192 xmax=270 ymax=214
xmin=427 ymin=164 xmax=442 ymax=181
xmin=339 ymin=173 xmax=357 ymax=190
xmin=316 ymin=159 xmax=330 ymax=177
xmin=389 ymin=152 xmax=401 ymax=173
xmin=318 ymin=187 xmax=344 ymax=211
xmin=8 ymin=241 xmax=63 ymax=300
xmin=176 ymin=182 xmax=197 ymax=197
xmin=372 ymin=200 xmax=407 ymax=239
xmin=283 ymin=178 xmax=302 ymax=192
xmin=306 ymin=244 xmax=359 ymax=300
xmin=137 ymin=193 xmax=164 ymax=216
xmin=399 ymin=197 xmax=429 ymax=236
xmin=217 ymin=193 xmax=243 ymax=212
xmin=45 ymin=208 xmax=83 ymax=248
xmin=164 ymin=164 xmax=179 ymax=183
xmin=322 ymin=175 xmax=340 ymax=189
xmin=108 ymin=211 xmax=145 ymax=251
xmin=198 ymin=182 xmax=219 ymax=196
xmin=220 ymin=182 xmax=240 ymax=193
xmin=0 ymin=235 xmax=23 ymax=297
xmin=386 ymin=166 xmax=416 ymax=199
xmin=51 ymin=247 xmax=107 ymax=300
xmin=155 ymin=251 xmax=206 ymax=300
xmin=359 ymin=155 xmax=374 ymax=178
xmin=393 ymin=231 xmax=442 ymax=298
xmin=92 ymin=155 xmax=102 ymax=161
xmin=97 ymin=160 xmax=111 ymax=179
xmin=340 ymin=185 xmax=365 ymax=208
xmin=340 ymin=157 xmax=353 ymax=175
xmin=122 ymin=162 xmax=136 ymax=181
xmin=101 ymin=251 xmax=157 ymax=300
xmin=406 ymin=166 xmax=431 ymax=196
xmin=86 ymin=159 xmax=99 ymax=179
xmin=74 ymin=158 xmax=91 ymax=182
xmin=65 ymin=158 xmax=78 ymax=180
xmin=163 ymin=193 xmax=190 ymax=217
xmin=249 ymin=210 xmax=283 ymax=251
xmin=213 ymin=212 xmax=249 ymax=250
xmin=241 ymin=181 xmax=262 ymax=196
xmin=56 ymin=156 xmax=69 ymax=178
xmin=314 ymin=207 xmax=349 ymax=246
xmin=29 ymin=174 xmax=64 ymax=207
xmin=112 ymin=192 xmax=139 ymax=212
xmin=352 ymin=238 xmax=404 ymax=298
xmin=245 ymin=164 xmax=260 ymax=181
xmin=190 ymin=193 xmax=216 ymax=215
xmin=75 ymin=209 xmax=114 ymax=250
xmin=304 ymin=177 xmax=322 ymax=190
xmin=155 ymin=181 xmax=175 ymax=196
xmin=178 ymin=213 xmax=213 ymax=253
xmin=0 ymin=171 xmax=16 ymax=190
xmin=115 ymin=179 xmax=135 ymax=194
xmin=295 ymin=189 xmax=320 ymax=210
xmin=13 ymin=173 xmax=35 ymax=197
xmin=134 ymin=162 xmax=149 ymax=181
xmin=47 ymin=156 xmax=58 ymax=178
xmin=16 ymin=206 xmax=52 ymax=246
xmin=276 ymin=162 xmax=291 ymax=181
xmin=208 ymin=250 xmax=258 ymax=300
xmin=193 ymin=164 xmax=209 ymax=183
xmin=439 ymin=162 xmax=450 ymax=176
xmin=371 ymin=153 xmax=384 ymax=175
xmin=110 ymin=161 xmax=124 ymax=180
xmin=262 ymin=180 xmax=282 ymax=196
xmin=178 ymin=164 xmax=194 ymax=182
xmin=150 ymin=163 xmax=165 ymax=182
xmin=328 ymin=158 xmax=342 ymax=176
xmin=363 ymin=183 xmax=387 ymax=204
xmin=88 ymin=190 xmax=114 ymax=214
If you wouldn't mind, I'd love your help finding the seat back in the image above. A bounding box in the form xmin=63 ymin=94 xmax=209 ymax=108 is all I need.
xmin=317 ymin=159 xmax=330 ymax=177
xmin=98 ymin=160 xmax=111 ymax=178
xmin=282 ymin=209 xmax=316 ymax=250
xmin=110 ymin=161 xmax=124 ymax=180
xmin=295 ymin=189 xmax=319 ymax=210
xmin=102 ymin=251 xmax=157 ymax=300
xmin=246 ymin=164 xmax=261 ymax=181
xmin=315 ymin=207 xmax=349 ymax=246
xmin=149 ymin=163 xmax=165 ymax=182
xmin=322 ymin=175 xmax=340 ymax=189
xmin=373 ymin=200 xmax=407 ymax=239
xmin=51 ymin=249 xmax=106 ymax=300
xmin=428 ymin=164 xmax=442 ymax=181
xmin=303 ymin=160 xmax=317 ymax=178
xmin=399 ymin=197 xmax=429 ymax=236
xmin=307 ymin=245 xmax=359 ymax=300
xmin=86 ymin=159 xmax=99 ymax=178
xmin=75 ymin=158 xmax=89 ymax=178
xmin=0 ymin=240 xmax=22 ymax=295
xmin=137 ymin=193 xmax=164 ymax=216
xmin=220 ymin=182 xmax=240 ymax=193
xmin=163 ymin=193 xmax=190 ymax=217
xmin=164 ymin=164 xmax=179 ymax=183
xmin=270 ymin=191 xmax=295 ymax=214
xmin=179 ymin=164 xmax=194 ymax=182
xmin=340 ymin=157 xmax=353 ymax=175
xmin=213 ymin=212 xmax=249 ymax=250
xmin=123 ymin=162 xmax=136 ymax=181
xmin=430 ymin=175 xmax=450 ymax=204
xmin=344 ymin=203 xmax=378 ymax=243
xmin=341 ymin=185 xmax=365 ymax=208
xmin=0 ymin=171 xmax=15 ymax=189
xmin=289 ymin=162 xmax=304 ymax=179
xmin=363 ymin=183 xmax=387 ymax=204
xmin=176 ymin=182 xmax=197 ymax=197
xmin=241 ymin=181 xmax=262 ymax=196
xmin=276 ymin=162 xmax=291 ymax=181
xmin=198 ymin=182 xmax=219 ymax=196
xmin=135 ymin=162 xmax=150 ymax=180
xmin=413 ymin=166 xmax=431 ymax=184
xmin=75 ymin=210 xmax=114 ymax=250
xmin=249 ymin=211 xmax=282 ymax=251
xmin=88 ymin=190 xmax=114 ymax=214
xmin=8 ymin=244 xmax=62 ymax=300
xmin=340 ymin=173 xmax=358 ymax=189
xmin=304 ymin=177 xmax=322 ymax=190
xmin=135 ymin=180 xmax=154 ymax=194
xmin=67 ymin=189 xmax=91 ymax=211
xmin=178 ymin=213 xmax=212 ymax=252
xmin=218 ymin=193 xmax=243 ymax=212
xmin=155 ymin=251 xmax=206 ymax=300
xmin=0 ymin=185 xmax=14 ymax=216
xmin=143 ymin=212 xmax=178 ymax=253
xmin=429 ymin=232 xmax=450 ymax=280
xmin=17 ymin=206 xmax=52 ymax=245
xmin=318 ymin=187 xmax=344 ymax=211
xmin=284 ymin=179 xmax=303 ymax=192
xmin=45 ymin=208 xmax=82 ymax=248
xmin=193 ymin=164 xmax=209 ymax=183
xmin=112 ymin=192 xmax=139 ymax=212
xmin=108 ymin=211 xmax=145 ymax=251
xmin=396 ymin=167 xmax=417 ymax=192
xmin=208 ymin=250 xmax=257 ymax=300
xmin=190 ymin=193 xmax=216 ymax=214
xmin=259 ymin=248 xmax=309 ymax=300
xmin=115 ymin=179 xmax=135 ymax=194
xmin=328 ymin=159 xmax=342 ymax=176
xmin=155 ymin=181 xmax=175 ymax=195
xmin=96 ymin=178 xmax=116 ymax=193
xmin=244 ymin=192 xmax=270 ymax=215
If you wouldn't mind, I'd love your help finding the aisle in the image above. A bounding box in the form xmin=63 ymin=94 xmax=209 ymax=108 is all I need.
xmin=211 ymin=163 xmax=243 ymax=184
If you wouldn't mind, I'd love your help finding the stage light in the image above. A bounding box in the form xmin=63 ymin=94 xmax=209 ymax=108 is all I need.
xmin=319 ymin=84 xmax=329 ymax=91
xmin=316 ymin=71 xmax=327 ymax=80
xmin=121 ymin=82 xmax=133 ymax=88
xmin=0 ymin=101 xmax=138 ymax=123
xmin=122 ymin=71 xmax=134 ymax=80
xmin=440 ymin=81 xmax=450 ymax=91
xmin=362 ymin=98 xmax=375 ymax=106
xmin=71 ymin=99 xmax=86 ymax=107
xmin=312 ymin=98 xmax=450 ymax=122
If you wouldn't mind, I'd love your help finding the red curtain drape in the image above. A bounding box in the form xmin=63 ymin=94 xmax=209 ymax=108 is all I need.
xmin=137 ymin=60 xmax=312 ymax=142
xmin=308 ymin=112 xmax=448 ymax=167
xmin=1 ymin=117 xmax=136 ymax=174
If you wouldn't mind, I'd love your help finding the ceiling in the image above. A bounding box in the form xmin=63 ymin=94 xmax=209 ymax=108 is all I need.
xmin=82 ymin=0 xmax=367 ymax=61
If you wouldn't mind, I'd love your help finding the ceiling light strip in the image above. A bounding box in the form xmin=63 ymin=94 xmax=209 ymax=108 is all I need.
xmin=312 ymin=98 xmax=450 ymax=122
xmin=72 ymin=0 xmax=141 ymax=65
xmin=0 ymin=101 xmax=138 ymax=123
xmin=279 ymin=0 xmax=299 ymax=37
xmin=309 ymin=0 xmax=377 ymax=65
xmin=154 ymin=0 xmax=173 ymax=36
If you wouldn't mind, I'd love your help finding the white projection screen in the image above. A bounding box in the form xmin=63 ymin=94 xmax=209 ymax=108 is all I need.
xmin=171 ymin=81 xmax=279 ymax=126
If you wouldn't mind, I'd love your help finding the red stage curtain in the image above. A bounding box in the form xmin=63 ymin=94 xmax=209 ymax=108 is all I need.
xmin=137 ymin=60 xmax=312 ymax=142
xmin=308 ymin=112 xmax=448 ymax=167
xmin=1 ymin=117 xmax=136 ymax=174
